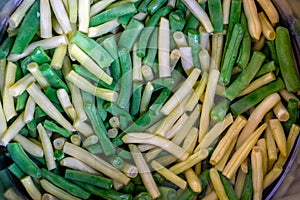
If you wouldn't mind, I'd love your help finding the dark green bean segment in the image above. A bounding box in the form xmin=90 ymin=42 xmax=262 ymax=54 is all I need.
xmin=71 ymin=31 xmax=114 ymax=69
xmin=188 ymin=29 xmax=201 ymax=69
xmin=76 ymin=181 xmax=132 ymax=200
xmin=65 ymin=169 xmax=113 ymax=190
xmin=119 ymin=13 xmax=135 ymax=25
xmin=219 ymin=172 xmax=238 ymax=200
xmin=104 ymin=102 xmax=135 ymax=121
xmin=284 ymin=99 xmax=299 ymax=133
xmin=0 ymin=36 xmax=14 ymax=59
xmin=147 ymin=0 xmax=167 ymax=15
xmin=39 ymin=63 xmax=69 ymax=92
xmin=222 ymin=0 xmax=242 ymax=60
xmin=152 ymin=78 xmax=175 ymax=92
xmin=117 ymin=48 xmax=133 ymax=109
xmin=72 ymin=64 xmax=119 ymax=91
xmin=43 ymin=120 xmax=72 ymax=138
xmin=16 ymin=91 xmax=28 ymax=112
xmin=137 ymin=6 xmax=172 ymax=58
xmin=85 ymin=103 xmax=115 ymax=156
xmin=169 ymin=10 xmax=186 ymax=32
xmin=241 ymin=165 xmax=253 ymax=200
xmin=41 ymin=168 xmax=90 ymax=199
xmin=10 ymin=1 xmax=40 ymax=53
xmin=27 ymin=120 xmax=38 ymax=138
xmin=138 ymin=0 xmax=152 ymax=12
xmin=30 ymin=46 xmax=51 ymax=64
xmin=118 ymin=18 xmax=144 ymax=51
xmin=96 ymin=97 xmax=108 ymax=121
xmin=102 ymin=36 xmax=121 ymax=81
xmin=86 ymin=143 xmax=103 ymax=154
xmin=90 ymin=3 xmax=137 ymax=27
xmin=159 ymin=186 xmax=178 ymax=200
xmin=8 ymin=163 xmax=25 ymax=179
xmin=219 ymin=23 xmax=244 ymax=86
xmin=236 ymin=12 xmax=251 ymax=69
xmin=208 ymin=0 xmax=223 ymax=33
xmin=118 ymin=149 xmax=133 ymax=160
xmin=53 ymin=150 xmax=64 ymax=161
xmin=224 ymin=51 xmax=266 ymax=100
xmin=230 ymin=78 xmax=285 ymax=115
xmin=210 ymin=99 xmax=231 ymax=122
xmin=143 ymin=28 xmax=158 ymax=69
xmin=121 ymin=182 xmax=135 ymax=194
xmin=275 ymin=26 xmax=300 ymax=92
xmin=255 ymin=61 xmax=276 ymax=78
xmin=178 ymin=187 xmax=197 ymax=200
xmin=44 ymin=87 xmax=60 ymax=104
xmin=7 ymin=143 xmax=41 ymax=178
xmin=266 ymin=40 xmax=278 ymax=64
xmin=130 ymin=82 xmax=143 ymax=117
xmin=134 ymin=192 xmax=152 ymax=200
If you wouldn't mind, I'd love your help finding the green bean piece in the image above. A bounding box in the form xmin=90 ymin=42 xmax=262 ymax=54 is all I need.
xmin=224 ymin=51 xmax=266 ymax=100
xmin=104 ymin=103 xmax=135 ymax=121
xmin=130 ymin=82 xmax=143 ymax=117
xmin=113 ymin=109 xmax=164 ymax=146
xmin=0 ymin=169 xmax=12 ymax=192
xmin=7 ymin=143 xmax=41 ymax=178
xmin=152 ymin=78 xmax=175 ymax=92
xmin=188 ymin=29 xmax=201 ymax=69
xmin=266 ymin=40 xmax=278 ymax=64
xmin=90 ymin=3 xmax=137 ymax=27
xmin=44 ymin=87 xmax=60 ymax=104
xmin=134 ymin=192 xmax=152 ymax=200
xmin=210 ymin=99 xmax=231 ymax=122
xmin=284 ymin=99 xmax=299 ymax=133
xmin=19 ymin=127 xmax=29 ymax=137
xmin=82 ymin=90 xmax=95 ymax=105
xmin=27 ymin=120 xmax=38 ymax=138
xmin=102 ymin=36 xmax=121 ymax=81
xmin=230 ymin=78 xmax=285 ymax=115
xmin=183 ymin=15 xmax=200 ymax=35
xmin=76 ymin=182 xmax=132 ymax=200
xmin=119 ymin=13 xmax=135 ymax=25
xmin=110 ymin=156 xmax=125 ymax=170
xmin=149 ymin=88 xmax=172 ymax=114
xmin=71 ymin=31 xmax=114 ymax=69
xmin=16 ymin=91 xmax=29 ymax=112
xmin=65 ymin=169 xmax=113 ymax=190
xmin=41 ymin=168 xmax=90 ymax=199
xmin=275 ymin=26 xmax=300 ymax=92
xmin=43 ymin=120 xmax=72 ymax=138
xmin=0 ymin=37 xmax=14 ymax=59
xmin=72 ymin=64 xmax=119 ymax=91
xmin=236 ymin=12 xmax=251 ymax=69
xmin=118 ymin=48 xmax=133 ymax=109
xmin=222 ymin=0 xmax=242 ymax=61
xmin=30 ymin=46 xmax=51 ymax=65
xmin=255 ymin=61 xmax=276 ymax=78
xmin=241 ymin=165 xmax=253 ymax=200
xmin=54 ymin=150 xmax=65 ymax=161
xmin=143 ymin=28 xmax=158 ymax=69
xmin=39 ymin=63 xmax=70 ymax=93
xmin=20 ymin=56 xmax=32 ymax=75
xmin=8 ymin=163 xmax=25 ymax=179
xmin=118 ymin=18 xmax=144 ymax=51
xmin=178 ymin=187 xmax=197 ymax=200
xmin=219 ymin=172 xmax=238 ymax=200
xmin=85 ymin=103 xmax=115 ymax=156
xmin=11 ymin=1 xmax=40 ymax=54
xmin=208 ymin=0 xmax=223 ymax=33
xmin=219 ymin=23 xmax=244 ymax=86
xmin=121 ymin=182 xmax=135 ymax=194
xmin=96 ymin=97 xmax=108 ymax=121
xmin=137 ymin=6 xmax=172 ymax=58
xmin=175 ymin=0 xmax=187 ymax=12
xmin=169 ymin=10 xmax=186 ymax=31
xmin=138 ymin=0 xmax=152 ymax=12
xmin=159 ymin=186 xmax=178 ymax=200
xmin=86 ymin=143 xmax=103 ymax=154
xmin=153 ymin=172 xmax=165 ymax=184
xmin=34 ymin=106 xmax=47 ymax=119
xmin=118 ymin=149 xmax=133 ymax=160
xmin=147 ymin=0 xmax=167 ymax=15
